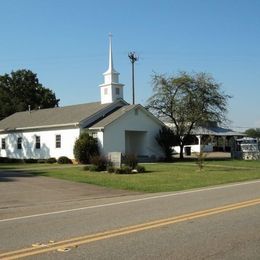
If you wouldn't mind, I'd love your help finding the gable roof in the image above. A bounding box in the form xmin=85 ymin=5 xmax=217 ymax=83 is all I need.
xmin=89 ymin=105 xmax=136 ymax=128
xmin=191 ymin=126 xmax=244 ymax=136
xmin=165 ymin=123 xmax=243 ymax=137
xmin=89 ymin=104 xmax=165 ymax=129
xmin=0 ymin=100 xmax=164 ymax=132
xmin=0 ymin=101 xmax=122 ymax=131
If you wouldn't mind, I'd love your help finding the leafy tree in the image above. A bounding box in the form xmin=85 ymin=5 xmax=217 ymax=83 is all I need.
xmin=147 ymin=72 xmax=230 ymax=159
xmin=0 ymin=69 xmax=59 ymax=120
xmin=244 ymin=128 xmax=260 ymax=138
xmin=155 ymin=126 xmax=178 ymax=161
xmin=73 ymin=132 xmax=100 ymax=164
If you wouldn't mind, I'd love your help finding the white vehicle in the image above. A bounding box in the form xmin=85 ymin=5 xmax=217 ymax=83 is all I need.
xmin=236 ymin=137 xmax=260 ymax=152
xmin=236 ymin=137 xmax=260 ymax=160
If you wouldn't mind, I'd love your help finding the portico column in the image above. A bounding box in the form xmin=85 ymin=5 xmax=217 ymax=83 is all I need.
xmin=222 ymin=136 xmax=226 ymax=152
xmin=197 ymin=135 xmax=201 ymax=153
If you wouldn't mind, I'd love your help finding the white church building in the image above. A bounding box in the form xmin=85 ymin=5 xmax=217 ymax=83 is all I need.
xmin=0 ymin=37 xmax=164 ymax=161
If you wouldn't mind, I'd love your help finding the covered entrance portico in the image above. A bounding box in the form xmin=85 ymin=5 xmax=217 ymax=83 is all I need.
xmin=125 ymin=130 xmax=147 ymax=156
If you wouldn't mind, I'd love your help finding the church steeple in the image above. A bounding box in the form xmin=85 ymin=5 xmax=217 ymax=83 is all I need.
xmin=99 ymin=34 xmax=124 ymax=104
xmin=107 ymin=33 xmax=116 ymax=73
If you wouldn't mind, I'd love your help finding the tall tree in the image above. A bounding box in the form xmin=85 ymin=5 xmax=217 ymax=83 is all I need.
xmin=155 ymin=126 xmax=178 ymax=161
xmin=147 ymin=72 xmax=230 ymax=159
xmin=0 ymin=69 xmax=59 ymax=120
xmin=244 ymin=128 xmax=260 ymax=138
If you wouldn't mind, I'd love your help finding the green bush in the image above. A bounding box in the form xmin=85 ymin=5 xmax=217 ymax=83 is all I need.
xmin=0 ymin=157 xmax=24 ymax=163
xmin=196 ymin=151 xmax=207 ymax=171
xmin=115 ymin=166 xmax=132 ymax=174
xmin=37 ymin=159 xmax=47 ymax=163
xmin=136 ymin=165 xmax=146 ymax=173
xmin=57 ymin=156 xmax=72 ymax=164
xmin=90 ymin=155 xmax=107 ymax=171
xmin=115 ymin=168 xmax=123 ymax=174
xmin=73 ymin=132 xmax=99 ymax=164
xmin=155 ymin=126 xmax=177 ymax=161
xmin=89 ymin=165 xmax=101 ymax=172
xmin=0 ymin=157 xmax=10 ymax=163
xmin=83 ymin=165 xmax=91 ymax=171
xmin=11 ymin=158 xmax=25 ymax=163
xmin=107 ymin=166 xmax=115 ymax=173
xmin=46 ymin=157 xmax=57 ymax=164
xmin=124 ymin=154 xmax=138 ymax=169
xmin=24 ymin=158 xmax=38 ymax=163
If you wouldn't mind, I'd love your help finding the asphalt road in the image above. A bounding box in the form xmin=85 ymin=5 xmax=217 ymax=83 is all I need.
xmin=0 ymin=171 xmax=259 ymax=259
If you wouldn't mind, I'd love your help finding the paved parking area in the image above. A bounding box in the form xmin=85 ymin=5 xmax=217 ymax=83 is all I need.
xmin=0 ymin=170 xmax=140 ymax=220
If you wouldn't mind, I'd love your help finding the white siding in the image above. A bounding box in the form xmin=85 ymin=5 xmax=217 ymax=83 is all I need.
xmin=0 ymin=128 xmax=80 ymax=159
xmin=102 ymin=108 xmax=163 ymax=158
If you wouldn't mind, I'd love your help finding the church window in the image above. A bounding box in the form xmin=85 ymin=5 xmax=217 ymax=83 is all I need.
xmin=116 ymin=88 xmax=120 ymax=95
xmin=17 ymin=137 xmax=22 ymax=150
xmin=104 ymin=88 xmax=108 ymax=95
xmin=1 ymin=138 xmax=6 ymax=149
xmin=35 ymin=136 xmax=41 ymax=149
xmin=56 ymin=135 xmax=61 ymax=148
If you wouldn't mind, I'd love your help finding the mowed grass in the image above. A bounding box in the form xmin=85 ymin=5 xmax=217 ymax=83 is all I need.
xmin=1 ymin=160 xmax=260 ymax=193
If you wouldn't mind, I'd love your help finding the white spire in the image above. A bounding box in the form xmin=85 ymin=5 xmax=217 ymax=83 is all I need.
xmin=105 ymin=33 xmax=118 ymax=74
xmin=108 ymin=33 xmax=113 ymax=72
xmin=99 ymin=34 xmax=124 ymax=104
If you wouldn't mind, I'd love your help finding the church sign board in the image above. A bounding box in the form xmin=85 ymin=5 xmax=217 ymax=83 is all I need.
xmin=108 ymin=152 xmax=122 ymax=168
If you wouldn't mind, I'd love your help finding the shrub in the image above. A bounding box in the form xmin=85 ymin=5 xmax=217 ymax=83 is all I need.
xmin=73 ymin=132 xmax=99 ymax=164
xmin=136 ymin=165 xmax=146 ymax=173
xmin=124 ymin=154 xmax=138 ymax=169
xmin=107 ymin=166 xmax=115 ymax=173
xmin=11 ymin=158 xmax=25 ymax=163
xmin=0 ymin=157 xmax=9 ymax=163
xmin=46 ymin=157 xmax=57 ymax=164
xmin=122 ymin=166 xmax=132 ymax=174
xmin=115 ymin=168 xmax=123 ymax=174
xmin=155 ymin=126 xmax=177 ymax=162
xmin=83 ymin=165 xmax=91 ymax=171
xmin=89 ymin=165 xmax=100 ymax=172
xmin=196 ymin=151 xmax=207 ymax=171
xmin=90 ymin=155 xmax=107 ymax=171
xmin=0 ymin=157 xmax=24 ymax=163
xmin=37 ymin=159 xmax=47 ymax=164
xmin=24 ymin=158 xmax=38 ymax=163
xmin=115 ymin=166 xmax=132 ymax=174
xmin=57 ymin=156 xmax=72 ymax=164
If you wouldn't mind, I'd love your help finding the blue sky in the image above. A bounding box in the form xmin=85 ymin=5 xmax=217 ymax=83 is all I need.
xmin=0 ymin=0 xmax=259 ymax=130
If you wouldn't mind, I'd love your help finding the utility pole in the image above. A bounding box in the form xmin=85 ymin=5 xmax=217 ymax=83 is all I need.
xmin=128 ymin=52 xmax=138 ymax=104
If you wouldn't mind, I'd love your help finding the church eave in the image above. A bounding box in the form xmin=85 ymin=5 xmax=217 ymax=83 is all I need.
xmin=0 ymin=122 xmax=80 ymax=133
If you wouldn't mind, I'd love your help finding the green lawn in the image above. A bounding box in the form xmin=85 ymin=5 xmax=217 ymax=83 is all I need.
xmin=1 ymin=160 xmax=260 ymax=193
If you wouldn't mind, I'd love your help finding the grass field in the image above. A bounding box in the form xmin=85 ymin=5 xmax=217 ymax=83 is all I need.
xmin=1 ymin=160 xmax=260 ymax=193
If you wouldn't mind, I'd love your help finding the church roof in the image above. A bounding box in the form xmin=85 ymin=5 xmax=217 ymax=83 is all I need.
xmin=89 ymin=104 xmax=165 ymax=129
xmin=0 ymin=102 xmax=114 ymax=131
xmin=191 ymin=126 xmax=244 ymax=136
xmin=89 ymin=105 xmax=137 ymax=128
xmin=165 ymin=123 xmax=243 ymax=137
